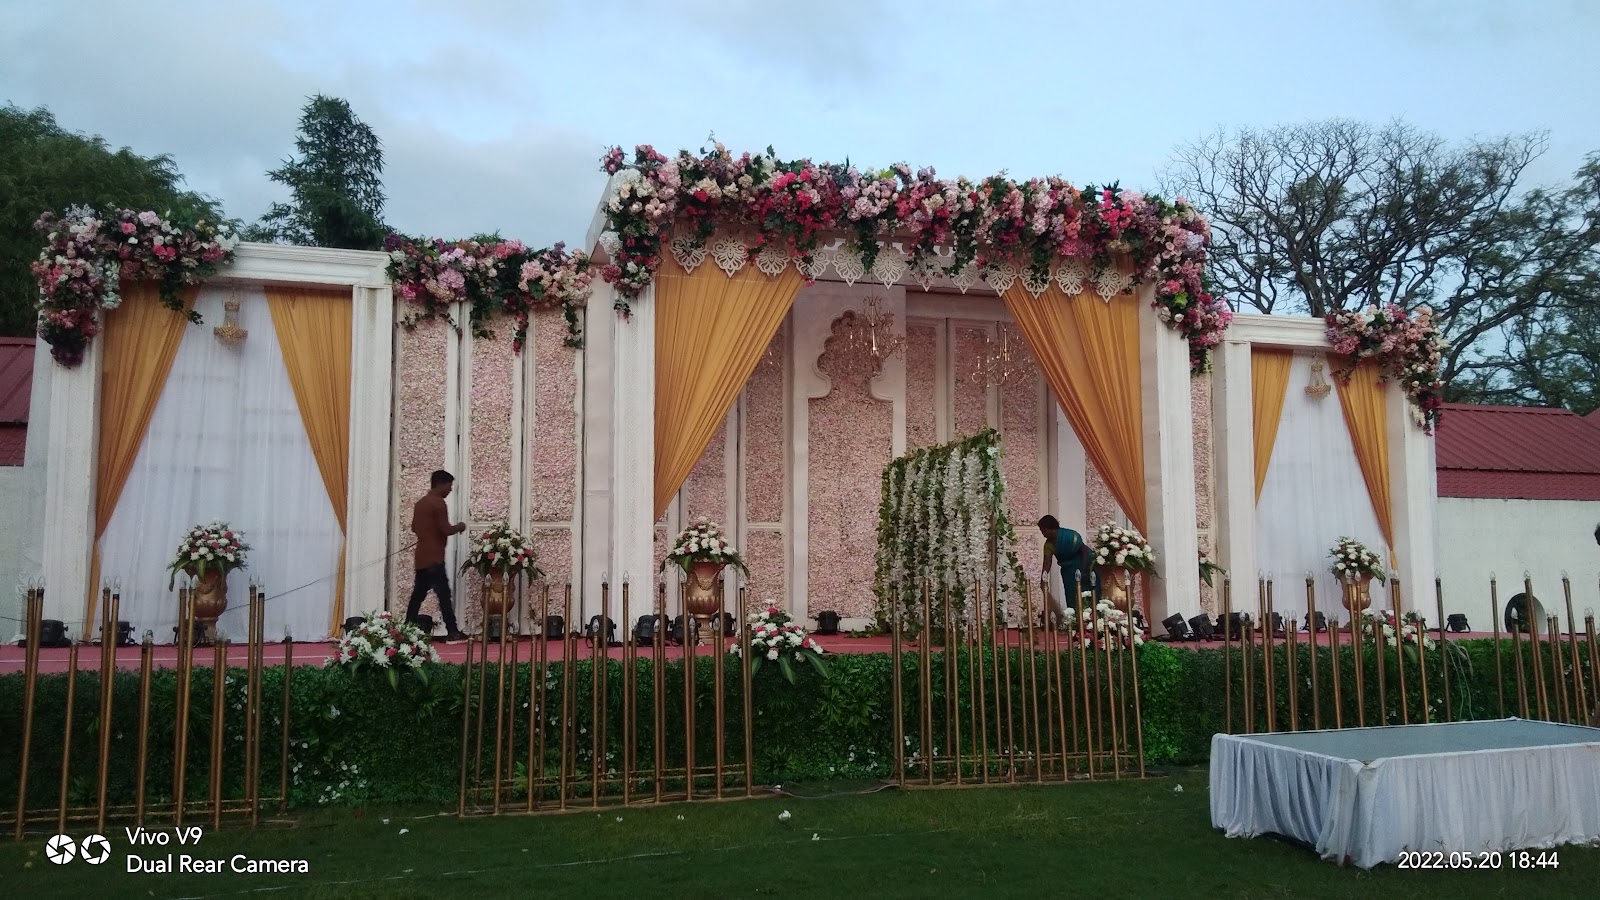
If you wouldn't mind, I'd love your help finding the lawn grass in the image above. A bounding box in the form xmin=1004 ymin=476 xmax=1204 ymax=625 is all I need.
xmin=2 ymin=769 xmax=1595 ymax=898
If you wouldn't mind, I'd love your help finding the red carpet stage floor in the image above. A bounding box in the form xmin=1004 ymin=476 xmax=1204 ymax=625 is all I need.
xmin=0 ymin=630 xmax=1503 ymax=675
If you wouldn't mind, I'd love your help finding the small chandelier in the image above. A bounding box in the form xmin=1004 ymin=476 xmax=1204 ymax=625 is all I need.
xmin=844 ymin=296 xmax=904 ymax=361
xmin=1305 ymin=356 xmax=1331 ymax=399
xmin=971 ymin=324 xmax=1024 ymax=387
xmin=213 ymin=289 xmax=248 ymax=347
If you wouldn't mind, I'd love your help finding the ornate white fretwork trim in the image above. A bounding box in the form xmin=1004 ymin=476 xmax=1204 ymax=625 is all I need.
xmin=657 ymin=235 xmax=1136 ymax=298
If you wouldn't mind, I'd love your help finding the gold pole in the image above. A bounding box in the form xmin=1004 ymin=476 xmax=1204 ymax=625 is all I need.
xmin=943 ymin=584 xmax=959 ymax=783
xmin=1526 ymin=576 xmax=1550 ymax=721
xmin=682 ymin=577 xmax=696 ymax=801
xmin=560 ymin=584 xmax=574 ymax=809
xmin=712 ymin=577 xmax=726 ymax=800
xmin=1048 ymin=587 xmax=1067 ymax=781
xmin=1241 ymin=606 xmax=1254 ymax=734
xmin=974 ymin=579 xmax=991 ymax=784
xmin=1392 ymin=579 xmax=1408 ymax=725
xmin=531 ymin=583 xmax=550 ymax=811
xmin=890 ymin=586 xmax=905 ymax=788
xmin=1103 ymin=592 xmax=1120 ymax=779
xmin=95 ymin=591 xmax=117 ymax=834
xmin=210 ymin=638 xmax=225 ymax=830
xmin=1563 ymin=578 xmax=1588 ymax=725
xmin=1548 ymin=616 xmax=1570 ymax=723
xmin=1490 ymin=576 xmax=1507 ymax=718
xmin=1024 ymin=581 xmax=1043 ymax=783
xmin=1586 ymin=610 xmax=1599 ymax=725
xmin=457 ymin=597 xmax=474 ymax=817
xmin=1129 ymin=611 xmax=1147 ymax=779
xmin=653 ymin=584 xmax=665 ymax=805
xmin=1435 ymin=578 xmax=1451 ymax=722
xmin=1415 ymin=588 xmax=1430 ymax=723
xmin=175 ymin=586 xmax=196 ymax=826
xmin=920 ymin=580 xmax=934 ymax=785
xmin=997 ymin=575 xmax=1015 ymax=783
xmin=13 ymin=588 xmax=42 ymax=841
xmin=740 ymin=585 xmax=754 ymax=799
xmin=1221 ymin=578 xmax=1233 ymax=733
xmin=622 ymin=581 xmax=633 ymax=806
xmin=1511 ymin=598 xmax=1530 ymax=719
xmin=493 ymin=587 xmax=510 ymax=815
xmin=1328 ymin=602 xmax=1344 ymax=729
xmin=591 ymin=580 xmax=605 ymax=808
xmin=1285 ymin=599 xmax=1299 ymax=732
xmin=966 ymin=582 xmax=981 ymax=781
xmin=243 ymin=586 xmax=255 ymax=825
xmin=1373 ymin=589 xmax=1388 ymax=725
xmin=278 ymin=625 xmax=291 ymax=816
xmin=473 ymin=609 xmax=490 ymax=800
xmin=1063 ymin=574 xmax=1080 ymax=778
xmin=134 ymin=630 xmax=153 ymax=826
xmin=1077 ymin=572 xmax=1095 ymax=777
xmin=1305 ymin=577 xmax=1321 ymax=731
xmin=1349 ymin=581 xmax=1366 ymax=728
xmin=1262 ymin=578 xmax=1276 ymax=733
xmin=504 ymin=605 xmax=520 ymax=801
xmin=57 ymin=640 xmax=79 ymax=836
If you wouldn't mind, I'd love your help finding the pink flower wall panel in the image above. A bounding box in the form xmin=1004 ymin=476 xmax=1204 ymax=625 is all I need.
xmin=741 ymin=528 xmax=786 ymax=618
xmin=905 ymin=322 xmax=939 ymax=450
xmin=1191 ymin=377 xmax=1215 ymax=532
xmin=807 ymin=319 xmax=893 ymax=619
xmin=1085 ymin=463 xmax=1124 ymax=533
xmin=530 ymin=528 xmax=572 ymax=596
xmin=528 ymin=308 xmax=577 ymax=522
xmin=952 ymin=325 xmax=990 ymax=438
xmin=468 ymin=334 xmax=514 ymax=523
xmin=391 ymin=319 xmax=449 ymax=612
xmin=742 ymin=326 xmax=786 ymax=524
xmin=1000 ymin=365 xmax=1043 ymax=548
xmin=681 ymin=420 xmax=727 ymax=526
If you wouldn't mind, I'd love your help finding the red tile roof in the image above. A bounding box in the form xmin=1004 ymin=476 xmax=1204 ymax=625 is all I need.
xmin=0 ymin=338 xmax=33 ymax=425
xmin=1435 ymin=403 xmax=1600 ymax=501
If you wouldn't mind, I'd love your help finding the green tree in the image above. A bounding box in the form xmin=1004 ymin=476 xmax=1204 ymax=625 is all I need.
xmin=247 ymin=95 xmax=388 ymax=250
xmin=1161 ymin=120 xmax=1597 ymax=403
xmin=0 ymin=104 xmax=225 ymax=337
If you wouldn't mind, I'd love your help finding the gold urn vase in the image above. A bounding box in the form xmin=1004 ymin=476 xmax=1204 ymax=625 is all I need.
xmin=683 ymin=560 xmax=725 ymax=646
xmin=482 ymin=569 xmax=512 ymax=618
xmin=1341 ymin=573 xmax=1374 ymax=630
xmin=1098 ymin=566 xmax=1133 ymax=614
xmin=190 ymin=568 xmax=229 ymax=642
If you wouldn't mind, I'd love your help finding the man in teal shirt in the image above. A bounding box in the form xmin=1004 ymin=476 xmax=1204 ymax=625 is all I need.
xmin=1038 ymin=515 xmax=1096 ymax=626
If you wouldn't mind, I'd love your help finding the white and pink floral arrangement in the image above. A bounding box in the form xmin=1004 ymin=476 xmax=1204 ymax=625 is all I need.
xmin=461 ymin=523 xmax=542 ymax=580
xmin=1325 ymin=304 xmax=1447 ymax=432
xmin=599 ymin=142 xmax=1233 ymax=373
xmin=1060 ymin=599 xmax=1147 ymax=649
xmin=167 ymin=521 xmax=250 ymax=589
xmin=731 ymin=604 xmax=827 ymax=683
xmin=1091 ymin=523 xmax=1156 ymax=573
xmin=663 ymin=516 xmax=749 ymax=575
xmin=385 ymin=235 xmax=594 ymax=350
xmin=1329 ymin=536 xmax=1386 ymax=584
xmin=326 ymin=610 xmax=441 ymax=689
xmin=32 ymin=206 xmax=238 ymax=367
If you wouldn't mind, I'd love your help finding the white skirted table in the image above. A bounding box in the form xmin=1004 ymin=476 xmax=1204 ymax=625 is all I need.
xmin=1210 ymin=719 xmax=1600 ymax=868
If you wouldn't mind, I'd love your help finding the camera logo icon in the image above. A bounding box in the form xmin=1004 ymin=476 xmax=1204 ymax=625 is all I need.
xmin=45 ymin=834 xmax=77 ymax=864
xmin=80 ymin=834 xmax=112 ymax=865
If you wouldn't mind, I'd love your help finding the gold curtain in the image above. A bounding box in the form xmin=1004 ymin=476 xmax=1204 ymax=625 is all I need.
xmin=654 ymin=254 xmax=802 ymax=519
xmin=1250 ymin=348 xmax=1294 ymax=500
xmin=266 ymin=287 xmax=353 ymax=634
xmin=85 ymin=283 xmax=197 ymax=634
xmin=1331 ymin=355 xmax=1395 ymax=554
xmin=1001 ymin=284 xmax=1147 ymax=534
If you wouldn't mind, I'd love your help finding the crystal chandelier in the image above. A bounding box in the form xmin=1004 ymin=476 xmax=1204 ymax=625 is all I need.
xmin=970 ymin=324 xmax=1024 ymax=387
xmin=844 ymin=296 xmax=904 ymax=361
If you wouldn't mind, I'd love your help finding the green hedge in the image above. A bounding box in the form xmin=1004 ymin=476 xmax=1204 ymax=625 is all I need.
xmin=0 ymin=637 xmax=1588 ymax=810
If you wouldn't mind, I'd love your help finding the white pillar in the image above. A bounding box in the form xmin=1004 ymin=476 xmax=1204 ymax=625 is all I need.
xmin=610 ymin=290 xmax=655 ymax=626
xmin=1210 ymin=338 xmax=1256 ymax=614
xmin=41 ymin=338 xmax=101 ymax=633
xmin=1387 ymin=382 xmax=1437 ymax=614
xmin=1138 ymin=289 xmax=1201 ymax=624
xmin=346 ymin=283 xmax=395 ymax=613
xmin=580 ymin=288 xmax=616 ymax=627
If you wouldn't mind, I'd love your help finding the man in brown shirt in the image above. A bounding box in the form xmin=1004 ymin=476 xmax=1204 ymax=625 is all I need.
xmin=406 ymin=469 xmax=468 ymax=641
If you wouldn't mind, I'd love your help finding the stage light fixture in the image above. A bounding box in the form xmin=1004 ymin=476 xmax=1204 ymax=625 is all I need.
xmin=1188 ymin=614 xmax=1216 ymax=641
xmin=587 ymin=615 xmax=619 ymax=646
xmin=633 ymin=614 xmax=661 ymax=645
xmin=1271 ymin=612 xmax=1286 ymax=636
xmin=1447 ymin=614 xmax=1470 ymax=633
xmin=1304 ymin=612 xmax=1328 ymax=633
xmin=99 ymin=620 xmax=136 ymax=646
xmin=343 ymin=616 xmax=364 ymax=635
xmin=543 ymin=615 xmax=565 ymax=640
xmin=35 ymin=619 xmax=69 ymax=649
xmin=1222 ymin=612 xmax=1250 ymax=633
xmin=816 ymin=611 xmax=841 ymax=635
xmin=1162 ymin=614 xmax=1192 ymax=641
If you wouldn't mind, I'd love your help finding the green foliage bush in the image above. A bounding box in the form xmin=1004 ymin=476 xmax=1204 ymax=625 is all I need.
xmin=1 ymin=637 xmax=1586 ymax=810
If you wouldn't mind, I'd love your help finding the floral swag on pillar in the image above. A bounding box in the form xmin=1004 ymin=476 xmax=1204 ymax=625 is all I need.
xmin=1325 ymin=304 xmax=1447 ymax=432
xmin=32 ymin=206 xmax=239 ymax=367
xmin=663 ymin=518 xmax=749 ymax=645
xmin=873 ymin=429 xmax=1029 ymax=629
xmin=596 ymin=142 xmax=1233 ymax=373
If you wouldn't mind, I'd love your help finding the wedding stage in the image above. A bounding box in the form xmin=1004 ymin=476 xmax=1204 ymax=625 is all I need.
xmin=1210 ymin=719 xmax=1600 ymax=868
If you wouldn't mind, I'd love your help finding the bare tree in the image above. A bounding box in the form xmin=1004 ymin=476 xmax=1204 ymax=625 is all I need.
xmin=1161 ymin=120 xmax=1595 ymax=393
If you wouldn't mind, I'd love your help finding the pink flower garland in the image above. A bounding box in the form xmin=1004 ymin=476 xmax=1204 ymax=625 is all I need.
xmin=599 ymin=143 xmax=1234 ymax=373
xmin=1325 ymin=304 xmax=1447 ymax=433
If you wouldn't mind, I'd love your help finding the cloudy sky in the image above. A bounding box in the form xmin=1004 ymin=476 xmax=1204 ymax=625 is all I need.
xmin=4 ymin=0 xmax=1598 ymax=249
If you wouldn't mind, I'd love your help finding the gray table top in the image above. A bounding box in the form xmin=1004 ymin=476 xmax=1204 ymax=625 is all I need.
xmin=1223 ymin=719 xmax=1600 ymax=763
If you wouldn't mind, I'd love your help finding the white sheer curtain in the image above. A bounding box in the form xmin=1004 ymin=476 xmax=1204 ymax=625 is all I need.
xmin=99 ymin=285 xmax=341 ymax=642
xmin=1255 ymin=352 xmax=1391 ymax=628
